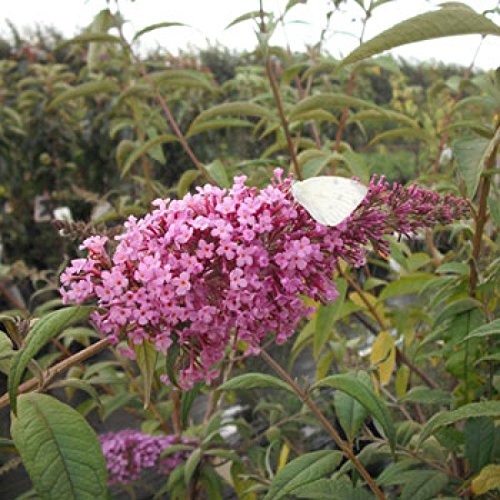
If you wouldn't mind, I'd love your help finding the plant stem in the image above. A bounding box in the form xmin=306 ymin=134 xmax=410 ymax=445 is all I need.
xmin=260 ymin=350 xmax=385 ymax=499
xmin=115 ymin=17 xmax=216 ymax=185
xmin=0 ymin=337 xmax=111 ymax=409
xmin=259 ymin=2 xmax=303 ymax=180
xmin=469 ymin=126 xmax=500 ymax=295
xmin=171 ymin=389 xmax=182 ymax=438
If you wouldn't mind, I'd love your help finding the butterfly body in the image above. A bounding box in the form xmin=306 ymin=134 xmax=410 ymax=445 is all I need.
xmin=291 ymin=176 xmax=368 ymax=227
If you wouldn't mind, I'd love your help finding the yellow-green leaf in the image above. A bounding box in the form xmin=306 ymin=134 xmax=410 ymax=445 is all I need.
xmin=370 ymin=331 xmax=396 ymax=386
xmin=472 ymin=464 xmax=500 ymax=495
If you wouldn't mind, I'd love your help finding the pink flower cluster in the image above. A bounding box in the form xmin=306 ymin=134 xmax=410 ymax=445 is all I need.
xmin=60 ymin=171 xmax=467 ymax=388
xmin=100 ymin=430 xmax=186 ymax=484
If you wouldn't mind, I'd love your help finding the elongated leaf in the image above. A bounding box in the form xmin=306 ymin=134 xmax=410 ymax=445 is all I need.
xmin=314 ymin=301 xmax=337 ymax=359
xmin=400 ymin=470 xmax=448 ymax=500
xmin=184 ymin=448 xmax=202 ymax=485
xmin=188 ymin=102 xmax=274 ymax=135
xmin=206 ymin=159 xmax=231 ymax=188
xmin=135 ymin=340 xmax=158 ymax=409
xmin=219 ymin=373 xmax=296 ymax=395
xmin=48 ymin=81 xmax=119 ymax=110
xmin=401 ymin=386 xmax=453 ymax=405
xmin=472 ymin=464 xmax=500 ymax=495
xmin=342 ymin=150 xmax=369 ymax=182
xmin=380 ymin=273 xmax=435 ymax=300
xmin=288 ymin=94 xmax=380 ymax=121
xmin=294 ymin=476 xmax=375 ymax=499
xmin=263 ymin=450 xmax=343 ymax=500
xmin=9 ymin=306 xmax=94 ymax=414
xmin=133 ymin=22 xmax=186 ymax=41
xmin=368 ymin=127 xmax=428 ymax=147
xmin=121 ymin=134 xmax=178 ymax=177
xmin=433 ymin=297 xmax=481 ymax=327
xmin=465 ymin=417 xmax=494 ymax=474
xmin=459 ymin=318 xmax=500 ymax=343
xmin=452 ymin=136 xmax=489 ymax=198
xmin=177 ymin=169 xmax=201 ymax=198
xmin=181 ymin=384 xmax=201 ymax=428
xmin=314 ymin=279 xmax=347 ymax=359
xmin=419 ymin=401 xmax=500 ymax=446
xmin=186 ymin=118 xmax=253 ymax=138
xmin=11 ymin=393 xmax=108 ymax=499
xmin=314 ymin=373 xmax=396 ymax=450
xmin=48 ymin=378 xmax=102 ymax=406
xmin=347 ymin=109 xmax=419 ymax=128
xmin=334 ymin=372 xmax=370 ymax=442
xmin=225 ymin=10 xmax=265 ymax=29
xmin=342 ymin=4 xmax=500 ymax=66
xmin=370 ymin=331 xmax=395 ymax=385
xmin=149 ymin=69 xmax=214 ymax=92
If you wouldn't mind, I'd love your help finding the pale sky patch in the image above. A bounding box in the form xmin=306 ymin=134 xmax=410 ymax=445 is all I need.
xmin=2 ymin=0 xmax=499 ymax=69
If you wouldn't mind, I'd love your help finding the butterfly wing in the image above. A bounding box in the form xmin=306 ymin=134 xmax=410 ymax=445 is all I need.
xmin=291 ymin=176 xmax=368 ymax=226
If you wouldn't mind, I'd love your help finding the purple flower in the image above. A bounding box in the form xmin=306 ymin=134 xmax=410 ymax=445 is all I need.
xmin=99 ymin=430 xmax=188 ymax=485
xmin=61 ymin=171 xmax=468 ymax=389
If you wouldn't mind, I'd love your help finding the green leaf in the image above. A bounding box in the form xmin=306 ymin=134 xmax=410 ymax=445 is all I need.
xmin=302 ymin=152 xmax=342 ymax=178
xmin=399 ymin=470 xmax=448 ymax=500
xmin=341 ymin=4 xmax=500 ymax=66
xmin=133 ymin=22 xmax=186 ymax=41
xmin=368 ymin=127 xmax=428 ymax=147
xmin=121 ymin=134 xmax=178 ymax=177
xmin=465 ymin=417 xmax=494 ymax=474
xmin=401 ymin=386 xmax=453 ymax=405
xmin=452 ymin=136 xmax=489 ymax=198
xmin=11 ymin=393 xmax=108 ymax=499
xmin=314 ymin=373 xmax=396 ymax=451
xmin=177 ymin=169 xmax=201 ymax=198
xmin=48 ymin=81 xmax=119 ymax=110
xmin=181 ymin=383 xmax=201 ymax=428
xmin=342 ymin=150 xmax=370 ymax=183
xmin=149 ymin=69 xmax=214 ymax=92
xmin=263 ymin=450 xmax=343 ymax=500
xmin=134 ymin=340 xmax=158 ymax=409
xmin=184 ymin=448 xmax=202 ymax=486
xmin=459 ymin=318 xmax=500 ymax=343
xmin=314 ymin=301 xmax=338 ymax=359
xmin=436 ymin=262 xmax=469 ymax=275
xmin=218 ymin=373 xmax=296 ymax=395
xmin=377 ymin=459 xmax=420 ymax=487
xmin=188 ymin=102 xmax=274 ymax=135
xmin=334 ymin=372 xmax=371 ymax=442
xmin=293 ymin=476 xmax=374 ymax=499
xmin=9 ymin=306 xmax=94 ymax=414
xmin=288 ymin=94 xmax=380 ymax=121
xmin=206 ymin=159 xmax=231 ymax=188
xmin=419 ymin=401 xmax=500 ymax=446
xmin=433 ymin=298 xmax=481 ymax=327
xmin=186 ymin=118 xmax=253 ymax=138
xmin=225 ymin=11 xmax=265 ymax=29
xmin=380 ymin=273 xmax=434 ymax=300
xmin=166 ymin=339 xmax=181 ymax=388
xmin=48 ymin=378 xmax=102 ymax=407
xmin=101 ymin=393 xmax=137 ymax=421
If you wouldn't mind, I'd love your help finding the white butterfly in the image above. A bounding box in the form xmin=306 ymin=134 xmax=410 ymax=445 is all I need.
xmin=291 ymin=176 xmax=368 ymax=227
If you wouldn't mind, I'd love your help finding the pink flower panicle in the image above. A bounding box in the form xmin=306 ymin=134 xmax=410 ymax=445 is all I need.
xmin=60 ymin=171 xmax=467 ymax=388
xmin=99 ymin=430 xmax=187 ymax=485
